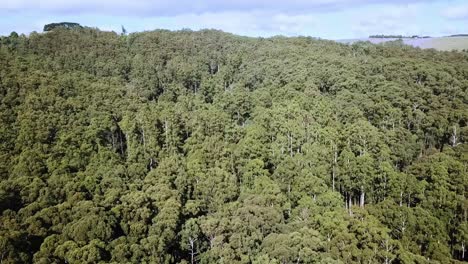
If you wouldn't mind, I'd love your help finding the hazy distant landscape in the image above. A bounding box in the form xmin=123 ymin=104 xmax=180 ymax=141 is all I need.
xmin=338 ymin=36 xmax=468 ymax=51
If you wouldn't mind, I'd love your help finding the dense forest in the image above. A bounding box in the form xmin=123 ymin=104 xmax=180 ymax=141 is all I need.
xmin=0 ymin=26 xmax=467 ymax=264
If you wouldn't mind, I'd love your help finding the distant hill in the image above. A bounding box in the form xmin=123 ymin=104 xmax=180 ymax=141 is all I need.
xmin=369 ymin=34 xmax=430 ymax=39
xmin=448 ymin=34 xmax=468 ymax=37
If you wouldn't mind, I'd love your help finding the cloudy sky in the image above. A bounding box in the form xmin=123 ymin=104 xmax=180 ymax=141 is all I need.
xmin=1 ymin=0 xmax=467 ymax=39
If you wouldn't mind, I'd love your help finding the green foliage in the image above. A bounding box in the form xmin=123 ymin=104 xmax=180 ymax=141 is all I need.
xmin=0 ymin=27 xmax=467 ymax=263
xmin=43 ymin=22 xmax=82 ymax=32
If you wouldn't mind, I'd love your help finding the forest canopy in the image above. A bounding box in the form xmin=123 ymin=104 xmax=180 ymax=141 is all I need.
xmin=0 ymin=27 xmax=467 ymax=264
xmin=43 ymin=22 xmax=82 ymax=32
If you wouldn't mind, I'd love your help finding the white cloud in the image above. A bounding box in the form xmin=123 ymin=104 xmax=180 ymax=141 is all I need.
xmin=1 ymin=0 xmax=462 ymax=39
xmin=350 ymin=4 xmax=424 ymax=37
xmin=0 ymin=0 xmax=437 ymax=16
xmin=136 ymin=11 xmax=316 ymax=36
xmin=441 ymin=4 xmax=468 ymax=20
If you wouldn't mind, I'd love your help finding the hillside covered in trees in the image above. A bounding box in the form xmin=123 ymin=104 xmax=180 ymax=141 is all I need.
xmin=0 ymin=27 xmax=467 ymax=264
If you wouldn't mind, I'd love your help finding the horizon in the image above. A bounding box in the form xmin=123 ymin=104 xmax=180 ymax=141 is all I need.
xmin=3 ymin=23 xmax=468 ymax=41
xmin=1 ymin=0 xmax=468 ymax=40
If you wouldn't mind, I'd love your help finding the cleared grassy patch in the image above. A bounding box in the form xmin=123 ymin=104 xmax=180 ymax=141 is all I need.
xmin=422 ymin=37 xmax=468 ymax=51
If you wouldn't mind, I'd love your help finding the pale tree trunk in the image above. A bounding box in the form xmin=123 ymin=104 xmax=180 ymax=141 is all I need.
xmin=164 ymin=119 xmax=169 ymax=148
xmin=452 ymin=125 xmax=459 ymax=147
xmin=288 ymin=132 xmax=293 ymax=157
xmin=348 ymin=193 xmax=353 ymax=216
xmin=345 ymin=193 xmax=349 ymax=211
xmin=189 ymin=237 xmax=197 ymax=264
xmin=462 ymin=242 xmax=465 ymax=260
xmin=209 ymin=236 xmax=214 ymax=249
xmin=360 ymin=186 xmax=365 ymax=208
xmin=287 ymin=183 xmax=292 ymax=217
xmin=332 ymin=145 xmax=337 ymax=192
xmin=399 ymin=191 xmax=403 ymax=207
xmin=383 ymin=239 xmax=395 ymax=264
xmin=398 ymin=211 xmax=407 ymax=237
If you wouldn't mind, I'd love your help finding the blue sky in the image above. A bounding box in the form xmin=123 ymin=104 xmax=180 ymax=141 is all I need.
xmin=1 ymin=0 xmax=467 ymax=39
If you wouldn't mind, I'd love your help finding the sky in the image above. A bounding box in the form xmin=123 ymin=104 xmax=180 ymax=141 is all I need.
xmin=0 ymin=0 xmax=467 ymax=39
